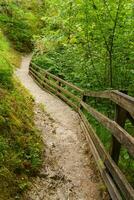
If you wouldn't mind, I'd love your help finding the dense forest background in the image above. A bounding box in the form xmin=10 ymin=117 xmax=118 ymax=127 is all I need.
xmin=0 ymin=0 xmax=133 ymax=199
xmin=0 ymin=0 xmax=133 ymax=92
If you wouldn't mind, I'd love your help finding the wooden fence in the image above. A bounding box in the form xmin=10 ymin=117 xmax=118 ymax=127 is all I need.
xmin=29 ymin=63 xmax=134 ymax=200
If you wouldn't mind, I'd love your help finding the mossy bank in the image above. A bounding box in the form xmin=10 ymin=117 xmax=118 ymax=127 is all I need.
xmin=0 ymin=32 xmax=43 ymax=200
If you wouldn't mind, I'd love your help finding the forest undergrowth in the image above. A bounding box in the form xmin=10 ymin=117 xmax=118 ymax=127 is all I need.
xmin=0 ymin=32 xmax=43 ymax=200
xmin=0 ymin=1 xmax=133 ymax=198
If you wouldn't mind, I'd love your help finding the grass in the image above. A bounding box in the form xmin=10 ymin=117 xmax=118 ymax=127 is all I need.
xmin=0 ymin=31 xmax=21 ymax=68
xmin=0 ymin=31 xmax=43 ymax=199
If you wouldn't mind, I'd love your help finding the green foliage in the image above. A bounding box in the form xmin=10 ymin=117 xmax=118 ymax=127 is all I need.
xmin=33 ymin=0 xmax=133 ymax=92
xmin=119 ymin=147 xmax=134 ymax=186
xmin=0 ymin=32 xmax=14 ymax=90
xmin=0 ymin=0 xmax=133 ymax=193
xmin=32 ymin=0 xmax=134 ymax=186
xmin=0 ymin=58 xmax=13 ymax=89
xmin=0 ymin=0 xmax=44 ymax=52
xmin=0 ymin=33 xmax=43 ymax=199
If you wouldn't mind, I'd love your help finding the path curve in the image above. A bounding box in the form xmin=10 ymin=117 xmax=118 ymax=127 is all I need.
xmin=15 ymin=55 xmax=106 ymax=200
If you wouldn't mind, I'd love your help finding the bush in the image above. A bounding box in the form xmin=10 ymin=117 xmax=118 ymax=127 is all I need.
xmin=0 ymin=57 xmax=13 ymax=89
xmin=0 ymin=2 xmax=34 ymax=52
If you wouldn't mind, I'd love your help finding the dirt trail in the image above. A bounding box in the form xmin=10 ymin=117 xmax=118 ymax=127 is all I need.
xmin=15 ymin=55 xmax=107 ymax=200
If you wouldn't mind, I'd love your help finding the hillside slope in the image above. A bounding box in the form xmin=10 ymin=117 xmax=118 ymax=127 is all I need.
xmin=0 ymin=32 xmax=42 ymax=200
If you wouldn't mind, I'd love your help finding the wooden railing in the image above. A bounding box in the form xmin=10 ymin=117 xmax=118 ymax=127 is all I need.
xmin=29 ymin=63 xmax=134 ymax=200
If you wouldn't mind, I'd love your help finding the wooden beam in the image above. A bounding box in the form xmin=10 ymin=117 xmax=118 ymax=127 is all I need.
xmin=79 ymin=110 xmax=134 ymax=200
xmin=43 ymin=77 xmax=81 ymax=103
xmin=29 ymin=65 xmax=134 ymax=199
xmin=30 ymin=63 xmax=134 ymax=118
xmin=56 ymin=91 xmax=78 ymax=111
xmin=80 ymin=101 xmax=134 ymax=158
xmin=30 ymin=66 xmax=44 ymax=79
xmin=84 ymin=90 xmax=111 ymax=98
xmin=84 ymin=90 xmax=134 ymax=119
xmin=29 ymin=69 xmax=56 ymax=94
xmin=31 ymin=63 xmax=84 ymax=93
xmin=30 ymin=62 xmax=45 ymax=73
xmin=111 ymin=91 xmax=134 ymax=119
xmin=80 ymin=121 xmax=122 ymax=200
xmin=30 ymin=67 xmax=80 ymax=105
xmin=111 ymin=105 xmax=127 ymax=164
xmin=29 ymin=68 xmax=77 ymax=110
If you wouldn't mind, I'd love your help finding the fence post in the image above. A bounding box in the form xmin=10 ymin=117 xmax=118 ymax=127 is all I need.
xmin=79 ymin=93 xmax=88 ymax=111
xmin=111 ymin=98 xmax=127 ymax=164
xmin=57 ymin=75 xmax=63 ymax=95
xmin=44 ymin=72 xmax=48 ymax=80
xmin=57 ymin=81 xmax=61 ymax=95
xmin=28 ymin=65 xmax=31 ymax=74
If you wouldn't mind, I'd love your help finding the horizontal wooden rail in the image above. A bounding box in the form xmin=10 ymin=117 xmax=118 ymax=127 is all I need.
xmin=85 ymin=90 xmax=134 ymax=119
xmin=30 ymin=66 xmax=81 ymax=104
xmin=44 ymin=77 xmax=81 ymax=103
xmin=29 ymin=67 xmax=78 ymax=110
xmin=29 ymin=63 xmax=134 ymax=200
xmin=79 ymin=110 xmax=134 ymax=200
xmin=31 ymin=63 xmax=84 ymax=93
xmin=80 ymin=119 xmax=122 ymax=200
xmin=80 ymin=100 xmax=134 ymax=158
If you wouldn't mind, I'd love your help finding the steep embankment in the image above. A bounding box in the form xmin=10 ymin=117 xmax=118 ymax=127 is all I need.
xmin=16 ymin=55 xmax=108 ymax=200
xmin=0 ymin=33 xmax=42 ymax=200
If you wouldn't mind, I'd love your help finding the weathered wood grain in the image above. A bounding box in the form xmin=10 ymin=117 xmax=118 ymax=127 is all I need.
xmin=80 ymin=100 xmax=134 ymax=158
xmin=79 ymin=110 xmax=134 ymax=200
xmin=29 ymin=68 xmax=77 ymax=110
xmin=29 ymin=64 xmax=134 ymax=200
xmin=31 ymin=62 xmax=84 ymax=93
xmin=80 ymin=121 xmax=122 ymax=200
xmin=111 ymin=105 xmax=127 ymax=164
xmin=84 ymin=90 xmax=134 ymax=119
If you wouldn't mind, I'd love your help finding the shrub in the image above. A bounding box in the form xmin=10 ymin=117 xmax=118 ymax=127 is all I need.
xmin=0 ymin=2 xmax=34 ymax=52
xmin=0 ymin=57 xmax=13 ymax=89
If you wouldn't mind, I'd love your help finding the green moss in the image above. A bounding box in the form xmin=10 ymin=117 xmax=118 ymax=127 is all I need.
xmin=0 ymin=33 xmax=43 ymax=199
xmin=0 ymin=84 xmax=43 ymax=199
xmin=0 ymin=31 xmax=21 ymax=67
